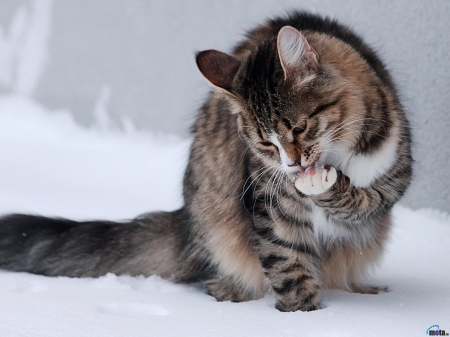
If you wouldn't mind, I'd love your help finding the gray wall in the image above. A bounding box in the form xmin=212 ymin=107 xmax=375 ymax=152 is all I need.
xmin=0 ymin=0 xmax=449 ymax=212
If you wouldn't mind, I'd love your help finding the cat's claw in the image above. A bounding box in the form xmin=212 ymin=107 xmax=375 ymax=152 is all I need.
xmin=294 ymin=165 xmax=337 ymax=195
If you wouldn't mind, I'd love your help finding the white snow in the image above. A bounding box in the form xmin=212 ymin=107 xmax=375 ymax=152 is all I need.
xmin=0 ymin=96 xmax=449 ymax=337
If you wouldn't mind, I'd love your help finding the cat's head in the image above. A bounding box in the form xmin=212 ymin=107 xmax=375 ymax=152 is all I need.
xmin=196 ymin=26 xmax=371 ymax=178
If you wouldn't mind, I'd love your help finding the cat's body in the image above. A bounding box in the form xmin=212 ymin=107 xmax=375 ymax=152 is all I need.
xmin=0 ymin=12 xmax=412 ymax=312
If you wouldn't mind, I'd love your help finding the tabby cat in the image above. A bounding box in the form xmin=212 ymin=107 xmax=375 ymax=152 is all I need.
xmin=0 ymin=11 xmax=412 ymax=312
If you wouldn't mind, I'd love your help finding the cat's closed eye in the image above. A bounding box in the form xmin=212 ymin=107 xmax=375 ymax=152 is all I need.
xmin=292 ymin=127 xmax=305 ymax=138
xmin=309 ymin=98 xmax=341 ymax=118
xmin=259 ymin=141 xmax=274 ymax=147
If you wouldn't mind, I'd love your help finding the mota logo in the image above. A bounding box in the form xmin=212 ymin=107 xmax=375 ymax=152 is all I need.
xmin=427 ymin=325 xmax=449 ymax=336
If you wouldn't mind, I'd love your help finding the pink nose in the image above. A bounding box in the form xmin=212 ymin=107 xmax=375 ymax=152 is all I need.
xmin=287 ymin=159 xmax=301 ymax=167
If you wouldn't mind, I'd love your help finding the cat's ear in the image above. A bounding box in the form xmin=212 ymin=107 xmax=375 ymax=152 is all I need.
xmin=196 ymin=50 xmax=241 ymax=92
xmin=277 ymin=26 xmax=319 ymax=79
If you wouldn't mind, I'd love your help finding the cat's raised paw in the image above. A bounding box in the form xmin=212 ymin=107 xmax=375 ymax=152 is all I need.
xmin=294 ymin=165 xmax=337 ymax=195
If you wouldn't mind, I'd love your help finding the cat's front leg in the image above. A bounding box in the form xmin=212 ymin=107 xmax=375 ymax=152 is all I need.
xmin=295 ymin=165 xmax=393 ymax=222
xmin=254 ymin=223 xmax=322 ymax=312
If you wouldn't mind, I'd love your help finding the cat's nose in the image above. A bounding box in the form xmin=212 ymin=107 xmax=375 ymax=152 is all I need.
xmin=287 ymin=158 xmax=301 ymax=167
xmin=300 ymin=155 xmax=317 ymax=169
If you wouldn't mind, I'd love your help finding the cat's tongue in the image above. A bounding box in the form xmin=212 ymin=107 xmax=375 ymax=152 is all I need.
xmin=299 ymin=163 xmax=327 ymax=178
xmin=299 ymin=167 xmax=316 ymax=178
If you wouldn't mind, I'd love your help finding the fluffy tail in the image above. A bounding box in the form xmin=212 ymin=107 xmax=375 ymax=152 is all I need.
xmin=0 ymin=210 xmax=183 ymax=278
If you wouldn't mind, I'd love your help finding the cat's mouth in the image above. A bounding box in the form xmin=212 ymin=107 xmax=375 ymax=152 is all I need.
xmin=288 ymin=160 xmax=319 ymax=173
xmin=285 ymin=160 xmax=319 ymax=180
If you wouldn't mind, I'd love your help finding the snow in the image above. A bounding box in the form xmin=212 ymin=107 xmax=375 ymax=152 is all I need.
xmin=1 ymin=2 xmax=448 ymax=334
xmin=0 ymin=95 xmax=449 ymax=337
xmin=0 ymin=95 xmax=189 ymax=220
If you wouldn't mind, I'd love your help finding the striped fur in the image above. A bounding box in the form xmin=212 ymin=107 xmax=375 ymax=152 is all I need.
xmin=194 ymin=12 xmax=412 ymax=311
xmin=0 ymin=12 xmax=412 ymax=312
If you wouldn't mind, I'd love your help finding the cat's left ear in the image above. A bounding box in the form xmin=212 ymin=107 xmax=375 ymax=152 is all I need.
xmin=196 ymin=50 xmax=241 ymax=92
xmin=277 ymin=26 xmax=319 ymax=79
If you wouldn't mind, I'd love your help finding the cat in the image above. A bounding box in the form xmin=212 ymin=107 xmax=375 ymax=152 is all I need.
xmin=0 ymin=11 xmax=412 ymax=312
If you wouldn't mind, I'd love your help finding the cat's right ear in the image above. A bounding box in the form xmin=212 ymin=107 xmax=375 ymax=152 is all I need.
xmin=196 ymin=50 xmax=241 ymax=92
xmin=277 ymin=26 xmax=319 ymax=79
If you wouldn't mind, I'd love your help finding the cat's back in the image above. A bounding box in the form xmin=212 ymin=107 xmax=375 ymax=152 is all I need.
xmin=233 ymin=11 xmax=394 ymax=89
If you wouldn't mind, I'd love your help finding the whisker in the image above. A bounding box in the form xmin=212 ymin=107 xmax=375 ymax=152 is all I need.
xmin=241 ymin=164 xmax=277 ymax=200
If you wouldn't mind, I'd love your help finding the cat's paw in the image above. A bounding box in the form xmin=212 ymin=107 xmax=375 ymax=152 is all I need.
xmin=350 ymin=284 xmax=389 ymax=295
xmin=204 ymin=278 xmax=252 ymax=303
xmin=294 ymin=165 xmax=337 ymax=195
xmin=275 ymin=300 xmax=320 ymax=312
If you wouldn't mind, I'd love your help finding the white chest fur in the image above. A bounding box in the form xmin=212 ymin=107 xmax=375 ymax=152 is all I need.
xmin=309 ymin=202 xmax=375 ymax=248
xmin=340 ymin=126 xmax=399 ymax=188
xmin=309 ymin=201 xmax=350 ymax=243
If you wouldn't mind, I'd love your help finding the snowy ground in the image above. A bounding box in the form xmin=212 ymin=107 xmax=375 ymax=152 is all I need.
xmin=0 ymin=95 xmax=449 ymax=337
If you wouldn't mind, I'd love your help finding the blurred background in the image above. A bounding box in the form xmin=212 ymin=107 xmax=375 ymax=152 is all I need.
xmin=0 ymin=0 xmax=449 ymax=212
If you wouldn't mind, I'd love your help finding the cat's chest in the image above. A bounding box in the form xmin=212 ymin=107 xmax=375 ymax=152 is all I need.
xmin=274 ymin=189 xmax=354 ymax=243
xmin=307 ymin=201 xmax=351 ymax=242
xmin=305 ymin=201 xmax=374 ymax=247
xmin=277 ymin=192 xmax=363 ymax=244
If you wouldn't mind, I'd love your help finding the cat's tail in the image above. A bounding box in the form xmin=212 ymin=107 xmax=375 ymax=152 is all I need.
xmin=0 ymin=210 xmax=184 ymax=278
